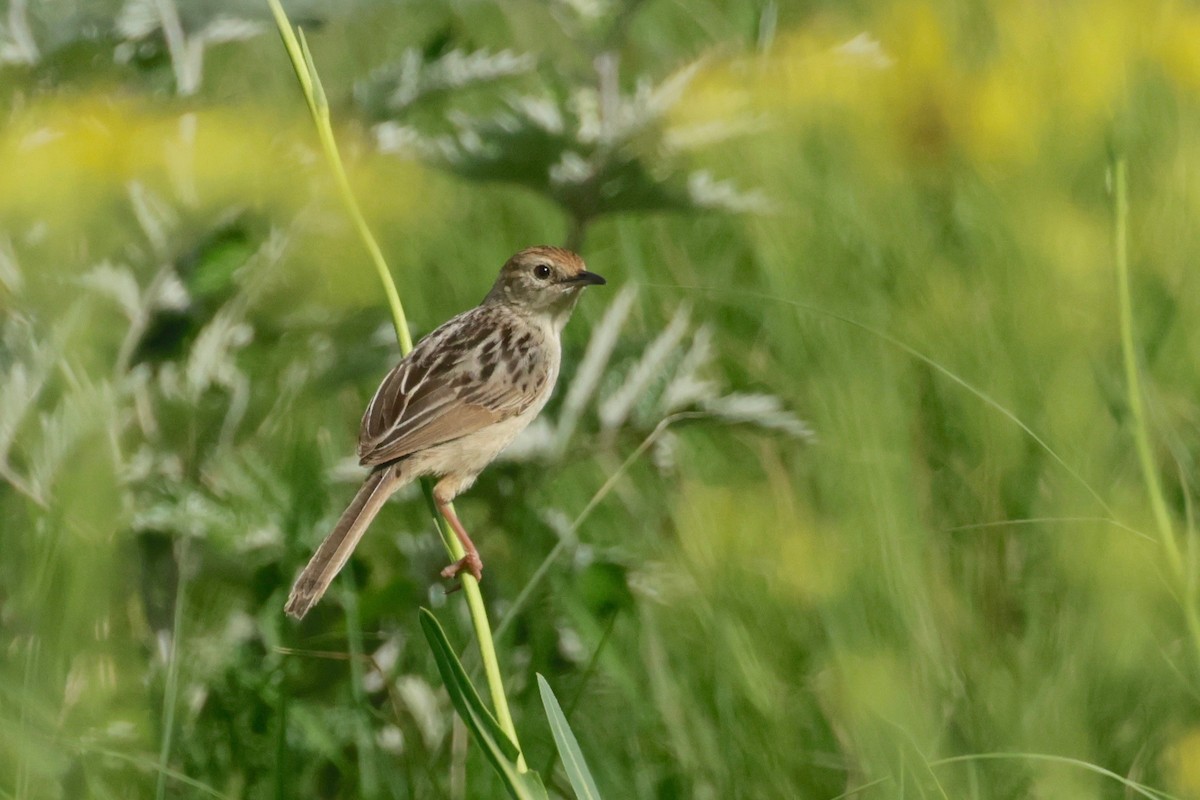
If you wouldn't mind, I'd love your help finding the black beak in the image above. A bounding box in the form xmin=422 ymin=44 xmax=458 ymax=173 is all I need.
xmin=568 ymin=270 xmax=606 ymax=286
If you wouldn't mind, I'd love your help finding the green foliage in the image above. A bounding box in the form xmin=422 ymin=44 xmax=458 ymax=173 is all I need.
xmin=5 ymin=0 xmax=1200 ymax=799
xmin=537 ymin=674 xmax=603 ymax=800
xmin=420 ymin=609 xmax=548 ymax=800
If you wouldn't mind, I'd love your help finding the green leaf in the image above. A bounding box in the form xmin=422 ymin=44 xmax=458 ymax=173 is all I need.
xmin=419 ymin=608 xmax=515 ymax=759
xmin=419 ymin=609 xmax=547 ymax=800
xmin=537 ymin=674 xmax=603 ymax=800
xmin=185 ymin=222 xmax=254 ymax=301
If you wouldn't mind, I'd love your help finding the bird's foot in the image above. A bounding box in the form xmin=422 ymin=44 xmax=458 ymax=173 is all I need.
xmin=441 ymin=551 xmax=483 ymax=582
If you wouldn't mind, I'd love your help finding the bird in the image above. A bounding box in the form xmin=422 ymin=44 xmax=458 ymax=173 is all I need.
xmin=284 ymin=246 xmax=605 ymax=619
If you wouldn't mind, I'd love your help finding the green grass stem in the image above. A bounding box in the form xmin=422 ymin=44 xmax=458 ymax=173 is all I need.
xmin=342 ymin=574 xmax=382 ymax=798
xmin=267 ymin=0 xmax=525 ymax=769
xmin=154 ymin=541 xmax=188 ymax=800
xmin=831 ymin=752 xmax=1180 ymax=800
xmin=1112 ymin=158 xmax=1200 ymax=671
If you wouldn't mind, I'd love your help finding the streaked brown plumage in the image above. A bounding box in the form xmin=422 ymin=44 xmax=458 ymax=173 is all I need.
xmin=285 ymin=246 xmax=605 ymax=619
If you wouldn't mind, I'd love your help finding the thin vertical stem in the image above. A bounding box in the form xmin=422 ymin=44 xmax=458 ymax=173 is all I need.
xmin=1112 ymin=157 xmax=1200 ymax=668
xmin=342 ymin=575 xmax=382 ymax=797
xmin=155 ymin=540 xmax=188 ymax=800
xmin=267 ymin=0 xmax=524 ymax=767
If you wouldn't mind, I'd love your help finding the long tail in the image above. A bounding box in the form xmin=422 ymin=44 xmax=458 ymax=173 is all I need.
xmin=285 ymin=465 xmax=403 ymax=619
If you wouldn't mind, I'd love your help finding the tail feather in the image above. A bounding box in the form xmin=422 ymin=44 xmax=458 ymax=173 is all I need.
xmin=285 ymin=466 xmax=401 ymax=619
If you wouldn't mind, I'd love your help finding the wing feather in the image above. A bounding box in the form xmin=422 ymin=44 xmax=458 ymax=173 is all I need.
xmin=356 ymin=307 xmax=551 ymax=467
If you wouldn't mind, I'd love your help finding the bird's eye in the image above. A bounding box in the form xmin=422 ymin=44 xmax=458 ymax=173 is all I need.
xmin=533 ymin=264 xmax=552 ymax=280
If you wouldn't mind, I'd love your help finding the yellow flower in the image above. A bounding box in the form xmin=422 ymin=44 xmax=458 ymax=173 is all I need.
xmin=1166 ymin=727 xmax=1200 ymax=798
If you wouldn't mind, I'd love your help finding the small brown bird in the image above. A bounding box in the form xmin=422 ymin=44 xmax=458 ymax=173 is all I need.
xmin=285 ymin=246 xmax=605 ymax=619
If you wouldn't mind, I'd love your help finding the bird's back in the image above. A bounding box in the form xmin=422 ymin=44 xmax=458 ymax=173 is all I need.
xmin=357 ymin=304 xmax=558 ymax=468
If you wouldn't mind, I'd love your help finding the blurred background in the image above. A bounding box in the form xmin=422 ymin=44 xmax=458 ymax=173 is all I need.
xmin=3 ymin=0 xmax=1200 ymax=797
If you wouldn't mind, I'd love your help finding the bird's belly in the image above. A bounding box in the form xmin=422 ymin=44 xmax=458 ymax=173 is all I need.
xmin=409 ymin=405 xmax=542 ymax=479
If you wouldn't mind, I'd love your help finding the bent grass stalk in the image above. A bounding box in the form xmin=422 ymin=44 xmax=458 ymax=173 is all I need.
xmin=266 ymin=0 xmax=525 ymax=768
xmin=829 ymin=752 xmax=1178 ymax=800
xmin=638 ymin=280 xmax=1116 ymax=516
xmin=1112 ymin=158 xmax=1200 ymax=672
xmin=154 ymin=541 xmax=188 ymax=800
xmin=495 ymin=411 xmax=710 ymax=642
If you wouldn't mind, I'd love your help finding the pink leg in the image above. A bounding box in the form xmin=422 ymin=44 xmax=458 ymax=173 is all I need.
xmin=436 ymin=498 xmax=483 ymax=582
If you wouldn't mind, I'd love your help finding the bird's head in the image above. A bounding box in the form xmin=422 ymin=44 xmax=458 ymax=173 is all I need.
xmin=484 ymin=246 xmax=605 ymax=325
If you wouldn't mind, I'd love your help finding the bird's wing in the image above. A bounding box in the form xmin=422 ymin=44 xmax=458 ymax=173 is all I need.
xmin=356 ymin=309 xmax=550 ymax=467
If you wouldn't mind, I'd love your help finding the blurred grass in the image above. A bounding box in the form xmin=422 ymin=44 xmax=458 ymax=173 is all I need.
xmin=4 ymin=0 xmax=1200 ymax=798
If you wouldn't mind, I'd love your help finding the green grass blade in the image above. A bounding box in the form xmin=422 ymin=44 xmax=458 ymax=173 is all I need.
xmin=419 ymin=609 xmax=546 ymax=800
xmin=931 ymin=753 xmax=1180 ymax=800
xmin=265 ymin=0 xmax=317 ymax=120
xmin=537 ymin=674 xmax=602 ymax=800
xmin=154 ymin=541 xmax=189 ymax=800
xmin=1112 ymin=158 xmax=1181 ymax=571
xmin=343 ymin=576 xmax=381 ymax=798
xmin=295 ymin=29 xmax=328 ymax=115
xmin=1111 ymin=157 xmax=1200 ymax=669
xmin=265 ymin=3 xmax=523 ymax=764
xmin=420 ymin=608 xmax=515 ymax=760
xmin=832 ymin=752 xmax=1179 ymax=800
